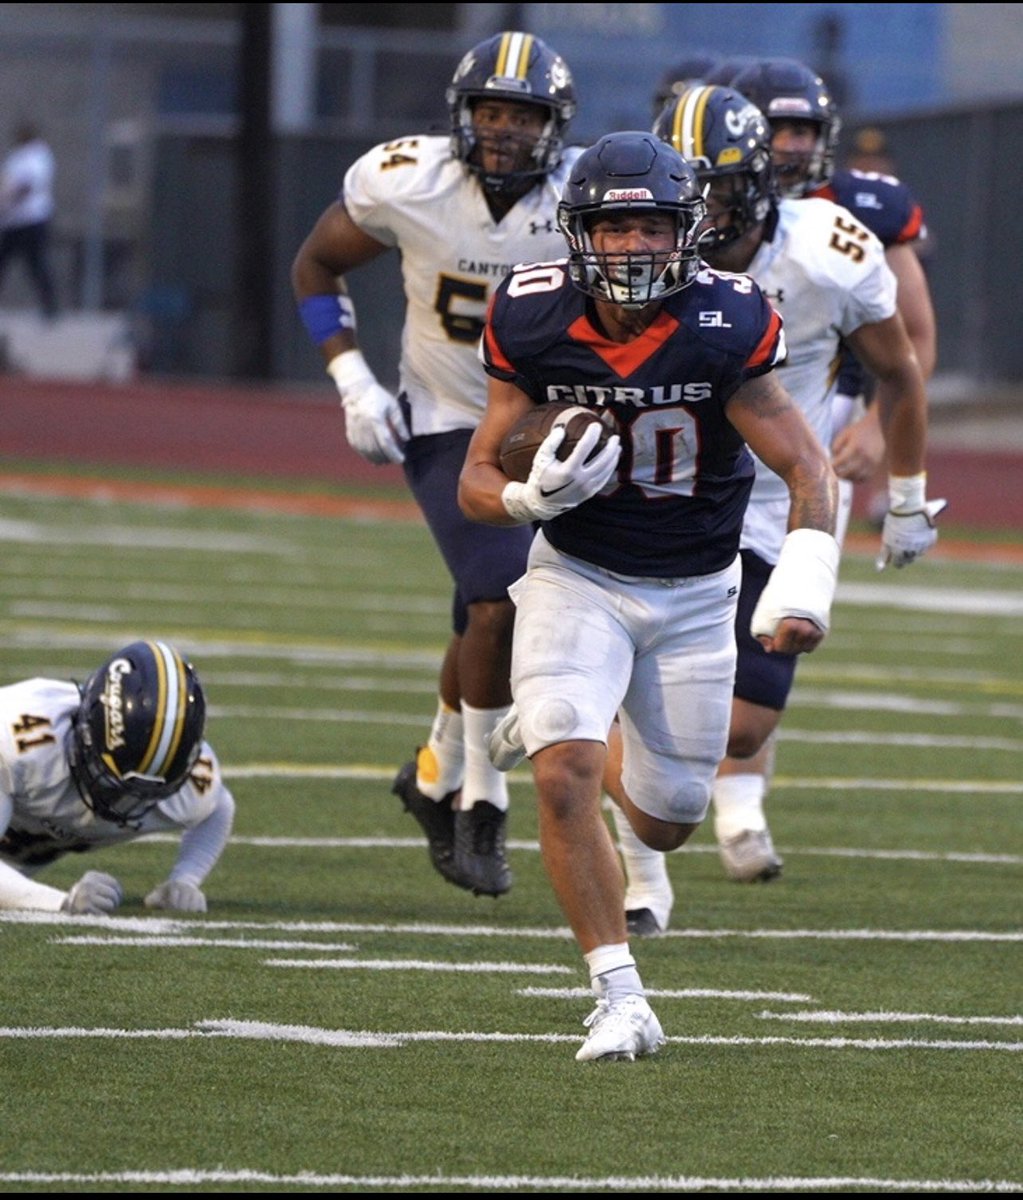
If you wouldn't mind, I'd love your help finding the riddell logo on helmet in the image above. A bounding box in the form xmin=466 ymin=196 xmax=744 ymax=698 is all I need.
xmin=100 ymin=658 xmax=132 ymax=750
xmin=769 ymin=97 xmax=813 ymax=116
xmin=604 ymin=188 xmax=655 ymax=202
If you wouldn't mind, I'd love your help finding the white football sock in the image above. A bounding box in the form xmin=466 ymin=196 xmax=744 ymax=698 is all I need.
xmin=584 ymin=943 xmax=642 ymax=1002
xmin=416 ymin=700 xmax=464 ymax=800
xmin=611 ymin=804 xmax=673 ymax=930
xmin=712 ymin=773 xmax=768 ymax=841
xmin=458 ymin=702 xmax=511 ymax=812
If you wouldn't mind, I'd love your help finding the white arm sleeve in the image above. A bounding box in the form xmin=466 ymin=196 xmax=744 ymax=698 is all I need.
xmin=0 ymin=792 xmax=66 ymax=910
xmin=0 ymin=859 xmax=67 ymax=910
xmin=167 ymin=788 xmax=235 ymax=887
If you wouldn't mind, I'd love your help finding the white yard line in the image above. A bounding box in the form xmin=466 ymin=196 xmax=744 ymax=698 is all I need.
xmin=0 ymin=1169 xmax=1018 ymax=1192
xmin=0 ymin=1020 xmax=1019 ymax=1055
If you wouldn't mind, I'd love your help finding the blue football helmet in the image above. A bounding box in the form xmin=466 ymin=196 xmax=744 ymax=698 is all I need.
xmin=653 ymin=85 xmax=774 ymax=249
xmin=651 ymin=54 xmax=722 ymax=122
xmin=557 ymin=131 xmax=706 ymax=309
xmin=729 ymin=57 xmax=841 ymax=196
xmin=69 ymin=640 xmax=206 ymax=826
xmin=447 ymin=31 xmax=576 ymax=192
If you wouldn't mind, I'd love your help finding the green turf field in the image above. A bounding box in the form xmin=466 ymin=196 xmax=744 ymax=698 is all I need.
xmin=0 ymin=482 xmax=1019 ymax=1193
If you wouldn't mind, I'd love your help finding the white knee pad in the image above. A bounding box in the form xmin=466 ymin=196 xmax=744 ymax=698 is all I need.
xmin=519 ymin=695 xmax=607 ymax=757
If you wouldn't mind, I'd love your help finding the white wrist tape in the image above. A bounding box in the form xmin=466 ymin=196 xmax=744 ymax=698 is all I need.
xmin=501 ymin=480 xmax=539 ymax=523
xmin=888 ymin=472 xmax=927 ymax=513
xmin=326 ymin=348 xmax=376 ymax=403
xmin=751 ymin=528 xmax=840 ymax=638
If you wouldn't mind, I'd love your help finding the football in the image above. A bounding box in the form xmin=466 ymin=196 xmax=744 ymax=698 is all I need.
xmin=499 ymin=402 xmax=612 ymax=483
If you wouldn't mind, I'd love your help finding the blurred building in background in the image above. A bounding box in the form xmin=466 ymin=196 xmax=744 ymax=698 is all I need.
xmin=0 ymin=2 xmax=1020 ymax=390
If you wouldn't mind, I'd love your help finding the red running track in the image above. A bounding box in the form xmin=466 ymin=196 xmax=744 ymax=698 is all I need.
xmin=1 ymin=376 xmax=1019 ymax=531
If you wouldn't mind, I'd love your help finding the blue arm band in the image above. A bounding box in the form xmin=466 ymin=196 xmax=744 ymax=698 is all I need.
xmin=299 ymin=294 xmax=356 ymax=345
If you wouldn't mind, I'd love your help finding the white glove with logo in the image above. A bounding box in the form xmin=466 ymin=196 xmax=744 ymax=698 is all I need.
xmin=144 ymin=879 xmax=207 ymax=912
xmin=502 ymin=423 xmax=621 ymax=523
xmin=327 ymin=349 xmax=408 ymax=466
xmin=876 ymin=474 xmax=947 ymax=570
xmin=61 ymin=870 xmax=124 ymax=915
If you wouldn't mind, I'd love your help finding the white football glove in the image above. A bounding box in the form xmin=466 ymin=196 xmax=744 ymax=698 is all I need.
xmin=876 ymin=474 xmax=947 ymax=570
xmin=327 ymin=349 xmax=408 ymax=466
xmin=501 ymin=423 xmax=622 ymax=523
xmin=144 ymin=879 xmax=208 ymax=913
xmin=61 ymin=870 xmax=124 ymax=915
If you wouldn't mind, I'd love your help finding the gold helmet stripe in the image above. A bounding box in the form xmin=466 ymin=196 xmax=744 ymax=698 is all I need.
xmin=495 ymin=31 xmax=534 ymax=81
xmin=672 ymin=85 xmax=714 ymax=160
xmin=137 ymin=640 xmax=188 ymax=780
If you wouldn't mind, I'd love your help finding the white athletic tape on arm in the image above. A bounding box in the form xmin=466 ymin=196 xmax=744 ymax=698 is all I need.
xmin=326 ymin=348 xmax=377 ymax=400
xmin=750 ymin=528 xmax=840 ymax=638
xmin=887 ymin=471 xmax=927 ymax=513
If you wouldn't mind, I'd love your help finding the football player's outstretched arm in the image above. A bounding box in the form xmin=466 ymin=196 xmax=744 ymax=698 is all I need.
xmin=831 ymin=244 xmax=936 ymax=483
xmin=727 ymin=371 xmax=840 ymax=656
xmin=145 ymin=784 xmax=236 ymax=914
xmin=885 ymin=242 xmax=937 ymax=381
xmin=846 ymin=311 xmax=946 ymax=569
xmin=292 ymin=202 xmax=408 ymax=465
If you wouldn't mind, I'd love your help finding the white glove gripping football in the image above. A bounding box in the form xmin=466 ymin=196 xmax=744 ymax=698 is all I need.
xmin=751 ymin=528 xmax=841 ymax=639
xmin=501 ymin=423 xmax=622 ymax=523
xmin=327 ymin=349 xmax=409 ymax=466
xmin=876 ymin=473 xmax=947 ymax=571
xmin=61 ymin=870 xmax=124 ymax=915
xmin=144 ymin=879 xmax=207 ymax=913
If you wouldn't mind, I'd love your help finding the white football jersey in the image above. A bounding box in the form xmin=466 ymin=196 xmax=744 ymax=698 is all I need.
xmin=0 ymin=678 xmax=230 ymax=875
xmin=739 ymin=197 xmax=897 ymax=563
xmin=343 ymin=135 xmax=583 ymax=435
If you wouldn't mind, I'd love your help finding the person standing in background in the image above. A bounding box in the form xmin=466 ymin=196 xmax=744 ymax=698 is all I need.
xmin=0 ymin=121 xmax=58 ymax=320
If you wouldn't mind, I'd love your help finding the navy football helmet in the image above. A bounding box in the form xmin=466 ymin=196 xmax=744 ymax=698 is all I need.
xmin=651 ymin=54 xmax=721 ymax=121
xmin=69 ymin=640 xmax=206 ymax=826
xmin=556 ymin=131 xmax=706 ymax=309
xmin=703 ymin=56 xmax=761 ymax=86
xmin=447 ymin=31 xmax=576 ymax=192
xmin=653 ymin=85 xmax=774 ymax=249
xmin=729 ymin=57 xmax=841 ymax=195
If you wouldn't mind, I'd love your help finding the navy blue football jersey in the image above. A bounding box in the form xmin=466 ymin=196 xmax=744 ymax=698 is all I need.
xmin=811 ymin=168 xmax=926 ymax=248
xmin=483 ymin=261 xmax=785 ymax=577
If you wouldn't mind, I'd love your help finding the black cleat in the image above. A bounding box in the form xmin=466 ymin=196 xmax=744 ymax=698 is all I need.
xmin=391 ymin=760 xmax=467 ymax=890
xmin=625 ymin=907 xmax=664 ymax=937
xmin=454 ymin=801 xmax=513 ymax=897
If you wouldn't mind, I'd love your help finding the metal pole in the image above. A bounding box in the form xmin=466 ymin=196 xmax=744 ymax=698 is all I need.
xmin=82 ymin=27 xmax=112 ymax=311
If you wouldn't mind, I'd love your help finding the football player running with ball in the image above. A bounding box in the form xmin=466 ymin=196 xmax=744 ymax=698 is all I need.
xmin=0 ymin=641 xmax=234 ymax=915
xmin=459 ymin=131 xmax=839 ymax=1062
xmin=292 ymin=32 xmax=582 ymax=899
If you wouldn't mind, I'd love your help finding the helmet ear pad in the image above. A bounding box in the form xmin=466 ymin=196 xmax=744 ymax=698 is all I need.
xmin=70 ymin=640 xmax=206 ymax=826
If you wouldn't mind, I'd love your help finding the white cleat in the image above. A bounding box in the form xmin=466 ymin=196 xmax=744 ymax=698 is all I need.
xmin=487 ymin=706 xmax=526 ymax=771
xmin=575 ymin=994 xmax=666 ymax=1063
xmin=718 ymin=828 xmax=783 ymax=883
